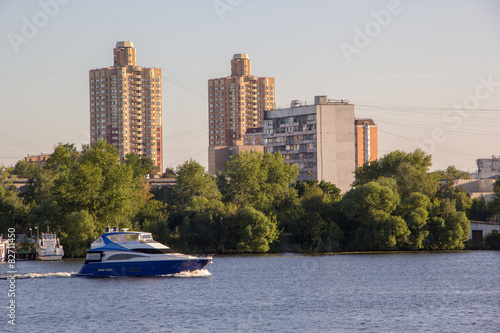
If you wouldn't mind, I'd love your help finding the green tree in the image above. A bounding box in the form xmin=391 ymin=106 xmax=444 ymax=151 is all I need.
xmin=293 ymin=183 xmax=342 ymax=251
xmin=162 ymin=166 xmax=176 ymax=178
xmin=139 ymin=200 xmax=171 ymax=246
xmin=236 ymin=206 xmax=280 ymax=252
xmin=427 ymin=198 xmax=470 ymax=250
xmin=0 ymin=174 xmax=28 ymax=234
xmin=26 ymin=199 xmax=62 ymax=235
xmin=59 ymin=211 xmax=95 ymax=257
xmin=354 ymin=149 xmax=438 ymax=198
xmin=340 ymin=181 xmax=410 ymax=250
xmin=396 ymin=192 xmax=430 ymax=249
xmin=488 ymin=179 xmax=500 ymax=217
xmin=45 ymin=143 xmax=79 ymax=175
xmin=484 ymin=232 xmax=500 ymax=250
xmin=20 ymin=167 xmax=54 ymax=206
xmin=432 ymin=166 xmax=469 ymax=180
xmin=468 ymin=196 xmax=490 ymax=221
xmin=124 ymin=153 xmax=157 ymax=178
xmin=175 ymin=159 xmax=221 ymax=207
xmin=12 ymin=160 xmax=40 ymax=178
xmin=51 ymin=141 xmax=145 ymax=231
xmin=220 ymin=151 xmax=298 ymax=211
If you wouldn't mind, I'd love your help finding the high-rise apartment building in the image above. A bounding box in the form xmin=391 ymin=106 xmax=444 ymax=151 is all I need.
xmin=354 ymin=118 xmax=378 ymax=169
xmin=89 ymin=41 xmax=163 ymax=172
xmin=208 ymin=54 xmax=275 ymax=173
xmin=263 ymin=96 xmax=355 ymax=193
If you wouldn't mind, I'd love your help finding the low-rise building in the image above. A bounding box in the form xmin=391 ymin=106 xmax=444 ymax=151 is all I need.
xmin=25 ymin=154 xmax=51 ymax=166
xmin=453 ymin=178 xmax=496 ymax=202
xmin=469 ymin=219 xmax=500 ymax=243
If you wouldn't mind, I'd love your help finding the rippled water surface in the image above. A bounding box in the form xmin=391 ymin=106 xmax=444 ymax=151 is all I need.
xmin=1 ymin=251 xmax=499 ymax=332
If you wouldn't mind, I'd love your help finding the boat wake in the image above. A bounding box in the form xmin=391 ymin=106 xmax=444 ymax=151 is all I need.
xmin=160 ymin=269 xmax=212 ymax=278
xmin=0 ymin=269 xmax=212 ymax=279
xmin=0 ymin=272 xmax=76 ymax=279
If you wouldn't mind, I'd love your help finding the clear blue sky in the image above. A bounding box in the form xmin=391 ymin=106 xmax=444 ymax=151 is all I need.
xmin=1 ymin=0 xmax=499 ymax=172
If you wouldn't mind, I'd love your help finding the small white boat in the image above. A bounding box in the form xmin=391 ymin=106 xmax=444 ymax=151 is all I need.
xmin=0 ymin=236 xmax=9 ymax=261
xmin=37 ymin=233 xmax=64 ymax=261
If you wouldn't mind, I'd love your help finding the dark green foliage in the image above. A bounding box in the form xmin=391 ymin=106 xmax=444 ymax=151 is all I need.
xmin=13 ymin=160 xmax=40 ymax=178
xmin=340 ymin=181 xmax=409 ymax=250
xmin=220 ymin=151 xmax=298 ymax=212
xmin=141 ymin=200 xmax=171 ymax=248
xmin=354 ymin=149 xmax=438 ymax=198
xmin=0 ymin=174 xmax=28 ymax=235
xmin=162 ymin=166 xmax=176 ymax=178
xmin=20 ymin=167 xmax=54 ymax=206
xmin=426 ymin=198 xmax=470 ymax=250
xmin=468 ymin=196 xmax=490 ymax=221
xmin=488 ymin=179 xmax=500 ymax=218
xmin=432 ymin=166 xmax=469 ymax=180
xmin=58 ymin=211 xmax=95 ymax=257
xmin=123 ymin=153 xmax=157 ymax=178
xmin=484 ymin=232 xmax=500 ymax=250
xmin=396 ymin=192 xmax=430 ymax=250
xmin=51 ymin=141 xmax=146 ymax=231
xmin=235 ymin=206 xmax=279 ymax=253
xmin=175 ymin=159 xmax=221 ymax=206
xmin=292 ymin=183 xmax=342 ymax=252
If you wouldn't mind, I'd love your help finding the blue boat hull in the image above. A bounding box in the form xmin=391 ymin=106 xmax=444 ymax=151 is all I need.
xmin=76 ymin=258 xmax=210 ymax=277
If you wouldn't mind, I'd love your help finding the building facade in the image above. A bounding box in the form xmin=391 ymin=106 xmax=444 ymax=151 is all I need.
xmin=263 ymin=96 xmax=355 ymax=193
xmin=89 ymin=41 xmax=163 ymax=172
xmin=208 ymin=54 xmax=275 ymax=173
xmin=477 ymin=156 xmax=500 ymax=179
xmin=354 ymin=118 xmax=378 ymax=169
xmin=25 ymin=154 xmax=51 ymax=166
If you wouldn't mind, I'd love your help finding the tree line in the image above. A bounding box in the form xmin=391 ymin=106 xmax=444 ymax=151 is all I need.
xmin=1 ymin=142 xmax=499 ymax=257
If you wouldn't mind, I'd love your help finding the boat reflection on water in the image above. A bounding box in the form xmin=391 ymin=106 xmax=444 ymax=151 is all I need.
xmin=76 ymin=228 xmax=212 ymax=277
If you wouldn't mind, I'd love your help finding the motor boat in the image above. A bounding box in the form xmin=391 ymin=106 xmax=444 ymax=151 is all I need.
xmin=76 ymin=228 xmax=212 ymax=277
xmin=37 ymin=233 xmax=64 ymax=261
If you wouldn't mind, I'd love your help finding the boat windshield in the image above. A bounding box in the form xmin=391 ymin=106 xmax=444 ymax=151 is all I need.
xmin=106 ymin=233 xmax=143 ymax=243
xmin=107 ymin=232 xmax=154 ymax=243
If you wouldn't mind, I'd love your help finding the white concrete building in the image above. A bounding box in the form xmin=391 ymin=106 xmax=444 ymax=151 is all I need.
xmin=263 ymin=96 xmax=355 ymax=193
xmin=476 ymin=156 xmax=500 ymax=179
xmin=470 ymin=220 xmax=500 ymax=242
xmin=453 ymin=179 xmax=496 ymax=202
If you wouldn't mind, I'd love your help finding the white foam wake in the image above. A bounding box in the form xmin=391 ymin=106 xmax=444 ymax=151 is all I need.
xmin=0 ymin=272 xmax=76 ymax=279
xmin=162 ymin=269 xmax=212 ymax=278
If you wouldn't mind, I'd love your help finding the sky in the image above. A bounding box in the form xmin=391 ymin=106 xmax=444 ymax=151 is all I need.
xmin=1 ymin=0 xmax=499 ymax=172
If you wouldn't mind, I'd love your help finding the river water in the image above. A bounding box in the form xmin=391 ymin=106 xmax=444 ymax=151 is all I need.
xmin=1 ymin=251 xmax=499 ymax=332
